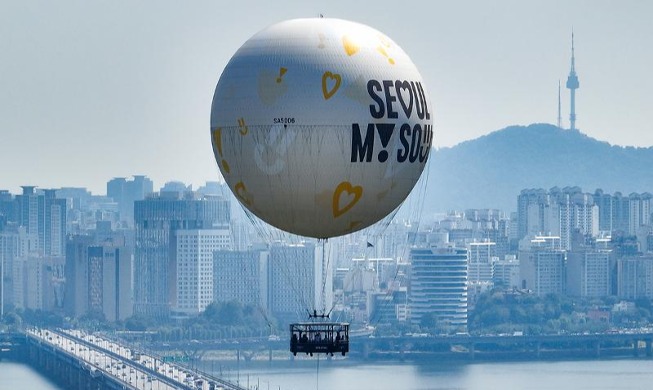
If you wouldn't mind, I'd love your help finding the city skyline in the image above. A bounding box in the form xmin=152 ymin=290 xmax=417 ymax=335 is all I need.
xmin=2 ymin=1 xmax=653 ymax=194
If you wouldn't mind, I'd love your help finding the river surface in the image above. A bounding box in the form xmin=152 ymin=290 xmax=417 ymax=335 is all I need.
xmin=202 ymin=358 xmax=653 ymax=390
xmin=3 ymin=359 xmax=653 ymax=390
xmin=0 ymin=361 xmax=61 ymax=389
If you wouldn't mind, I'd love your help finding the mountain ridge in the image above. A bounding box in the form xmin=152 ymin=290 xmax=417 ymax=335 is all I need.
xmin=421 ymin=123 xmax=653 ymax=214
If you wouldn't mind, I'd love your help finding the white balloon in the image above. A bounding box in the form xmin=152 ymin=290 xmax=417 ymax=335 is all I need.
xmin=210 ymin=18 xmax=433 ymax=239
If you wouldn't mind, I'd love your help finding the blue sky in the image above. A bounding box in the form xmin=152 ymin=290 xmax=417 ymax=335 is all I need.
xmin=1 ymin=0 xmax=651 ymax=194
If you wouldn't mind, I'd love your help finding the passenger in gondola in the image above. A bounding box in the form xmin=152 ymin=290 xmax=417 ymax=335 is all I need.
xmin=335 ymin=332 xmax=341 ymax=344
xmin=301 ymin=333 xmax=308 ymax=343
xmin=291 ymin=333 xmax=298 ymax=346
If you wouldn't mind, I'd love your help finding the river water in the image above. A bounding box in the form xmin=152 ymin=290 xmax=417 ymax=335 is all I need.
xmin=3 ymin=358 xmax=653 ymax=390
xmin=0 ymin=361 xmax=61 ymax=389
xmin=203 ymin=358 xmax=653 ymax=390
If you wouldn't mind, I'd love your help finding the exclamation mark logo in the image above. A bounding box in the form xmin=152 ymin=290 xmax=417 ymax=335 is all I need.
xmin=237 ymin=117 xmax=248 ymax=135
xmin=276 ymin=67 xmax=287 ymax=83
xmin=212 ymin=128 xmax=230 ymax=174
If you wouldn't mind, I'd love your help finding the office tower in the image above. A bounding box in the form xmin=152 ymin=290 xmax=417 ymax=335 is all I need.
xmin=268 ymin=242 xmax=322 ymax=324
xmin=367 ymin=288 xmax=408 ymax=325
xmin=12 ymin=253 xmax=63 ymax=311
xmin=64 ymin=235 xmax=133 ymax=321
xmin=107 ymin=175 xmax=154 ymax=227
xmin=213 ymin=248 xmax=268 ymax=308
xmin=174 ymin=228 xmax=231 ymax=315
xmin=617 ymin=255 xmax=653 ymax=299
xmin=133 ymin=191 xmax=230 ymax=317
xmin=519 ymin=236 xmax=566 ymax=296
xmin=409 ymin=247 xmax=468 ymax=332
xmin=567 ymin=249 xmax=611 ymax=297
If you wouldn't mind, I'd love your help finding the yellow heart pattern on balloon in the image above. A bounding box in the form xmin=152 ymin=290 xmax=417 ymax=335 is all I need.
xmin=211 ymin=127 xmax=230 ymax=174
xmin=237 ymin=117 xmax=248 ymax=135
xmin=234 ymin=181 xmax=253 ymax=207
xmin=342 ymin=35 xmax=359 ymax=56
xmin=332 ymin=181 xmax=363 ymax=218
xmin=322 ymin=71 xmax=341 ymax=100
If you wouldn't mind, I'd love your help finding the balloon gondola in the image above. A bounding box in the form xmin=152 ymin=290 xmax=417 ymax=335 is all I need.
xmin=290 ymin=322 xmax=349 ymax=357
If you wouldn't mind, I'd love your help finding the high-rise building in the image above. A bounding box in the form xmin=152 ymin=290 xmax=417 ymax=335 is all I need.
xmin=517 ymin=187 xmax=598 ymax=250
xmin=611 ymin=192 xmax=631 ymax=233
xmin=64 ymin=236 xmax=133 ymax=321
xmin=268 ymin=242 xmax=323 ymax=324
xmin=593 ymin=189 xmax=614 ymax=233
xmin=133 ymin=191 xmax=230 ymax=317
xmin=517 ymin=188 xmax=552 ymax=240
xmin=409 ymin=247 xmax=468 ymax=332
xmin=519 ymin=236 xmax=566 ymax=296
xmin=213 ymin=248 xmax=268 ymax=308
xmin=467 ymin=241 xmax=495 ymax=284
xmin=628 ymin=193 xmax=652 ymax=235
xmin=107 ymin=175 xmax=154 ymax=227
xmin=0 ymin=223 xmax=20 ymax=313
xmin=12 ymin=253 xmax=64 ymax=312
xmin=16 ymin=187 xmax=66 ymax=256
xmin=174 ymin=228 xmax=231 ymax=315
xmin=64 ymin=235 xmax=94 ymax=316
xmin=617 ymin=255 xmax=653 ymax=300
xmin=367 ymin=288 xmax=408 ymax=325
xmin=0 ymin=190 xmax=17 ymax=223
xmin=492 ymin=256 xmax=520 ymax=289
xmin=592 ymin=190 xmax=652 ymax=235
xmin=566 ymin=249 xmax=611 ymax=297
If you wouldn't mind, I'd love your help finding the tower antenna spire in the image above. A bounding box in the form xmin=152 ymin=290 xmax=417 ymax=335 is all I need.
xmin=557 ymin=80 xmax=562 ymax=128
xmin=566 ymin=29 xmax=579 ymax=131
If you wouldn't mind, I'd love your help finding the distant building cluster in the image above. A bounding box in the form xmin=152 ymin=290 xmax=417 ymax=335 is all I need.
xmin=0 ymin=176 xmax=652 ymax=335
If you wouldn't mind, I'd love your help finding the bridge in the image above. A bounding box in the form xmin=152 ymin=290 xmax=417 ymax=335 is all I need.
xmin=145 ymin=331 xmax=653 ymax=362
xmin=351 ymin=332 xmax=653 ymax=360
xmin=3 ymin=328 xmax=250 ymax=390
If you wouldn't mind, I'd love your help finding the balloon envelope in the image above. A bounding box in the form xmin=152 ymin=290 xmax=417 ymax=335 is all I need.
xmin=210 ymin=18 xmax=433 ymax=239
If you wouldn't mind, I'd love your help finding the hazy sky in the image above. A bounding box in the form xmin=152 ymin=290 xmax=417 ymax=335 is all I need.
xmin=2 ymin=0 xmax=652 ymax=195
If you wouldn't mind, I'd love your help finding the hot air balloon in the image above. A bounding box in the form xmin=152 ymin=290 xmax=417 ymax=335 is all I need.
xmin=210 ymin=18 xmax=433 ymax=240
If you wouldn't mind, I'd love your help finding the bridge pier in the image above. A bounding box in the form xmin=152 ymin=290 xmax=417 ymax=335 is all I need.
xmin=645 ymin=339 xmax=652 ymax=358
xmin=535 ymin=342 xmax=541 ymax=359
xmin=469 ymin=343 xmax=475 ymax=360
xmin=269 ymin=347 xmax=273 ymax=362
xmin=633 ymin=342 xmax=639 ymax=357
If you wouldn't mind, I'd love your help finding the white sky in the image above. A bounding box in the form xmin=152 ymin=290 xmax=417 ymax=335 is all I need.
xmin=1 ymin=0 xmax=651 ymax=195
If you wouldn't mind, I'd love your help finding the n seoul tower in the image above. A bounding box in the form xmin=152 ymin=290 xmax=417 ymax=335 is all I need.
xmin=566 ymin=31 xmax=580 ymax=131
